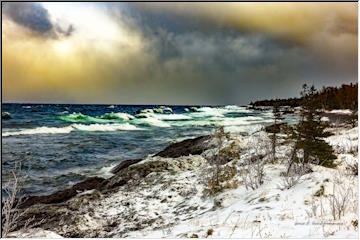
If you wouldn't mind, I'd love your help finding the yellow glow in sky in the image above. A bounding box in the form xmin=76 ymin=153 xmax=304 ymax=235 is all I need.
xmin=53 ymin=40 xmax=72 ymax=56
xmin=2 ymin=2 xmax=357 ymax=104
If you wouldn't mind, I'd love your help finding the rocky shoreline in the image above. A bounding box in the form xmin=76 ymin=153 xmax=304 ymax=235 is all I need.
xmin=7 ymin=111 xmax=358 ymax=238
xmin=14 ymin=134 xmax=218 ymax=237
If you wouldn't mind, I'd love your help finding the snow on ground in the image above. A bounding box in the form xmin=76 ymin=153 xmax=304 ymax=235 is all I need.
xmin=66 ymin=155 xmax=215 ymax=237
xmin=326 ymin=127 xmax=358 ymax=156
xmin=15 ymin=125 xmax=359 ymax=238
xmin=8 ymin=228 xmax=63 ymax=238
xmin=123 ymin=126 xmax=358 ymax=238
xmin=325 ymin=109 xmax=352 ymax=115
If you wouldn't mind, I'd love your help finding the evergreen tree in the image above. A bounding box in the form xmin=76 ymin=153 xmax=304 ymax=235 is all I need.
xmin=347 ymin=101 xmax=358 ymax=128
xmin=270 ymin=104 xmax=283 ymax=162
xmin=288 ymin=84 xmax=337 ymax=171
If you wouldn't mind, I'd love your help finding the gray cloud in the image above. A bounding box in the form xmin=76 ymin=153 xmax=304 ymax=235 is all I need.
xmin=3 ymin=2 xmax=74 ymax=38
xmin=103 ymin=4 xmax=356 ymax=105
xmin=101 ymin=28 xmax=319 ymax=105
xmin=70 ymin=3 xmax=354 ymax=105
xmin=2 ymin=2 xmax=356 ymax=105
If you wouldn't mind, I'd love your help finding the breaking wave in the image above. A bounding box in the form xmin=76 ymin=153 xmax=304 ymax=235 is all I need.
xmin=57 ymin=113 xmax=107 ymax=123
xmin=132 ymin=116 xmax=171 ymax=128
xmin=31 ymin=105 xmax=272 ymax=131
xmin=2 ymin=126 xmax=74 ymax=137
xmin=101 ymin=112 xmax=135 ymax=121
xmin=2 ymin=123 xmax=141 ymax=137
xmin=58 ymin=112 xmax=134 ymax=123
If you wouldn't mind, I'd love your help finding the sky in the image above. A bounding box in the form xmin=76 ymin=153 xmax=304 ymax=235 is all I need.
xmin=2 ymin=2 xmax=358 ymax=105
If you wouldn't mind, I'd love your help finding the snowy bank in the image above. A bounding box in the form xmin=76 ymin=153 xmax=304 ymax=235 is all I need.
xmin=11 ymin=125 xmax=358 ymax=238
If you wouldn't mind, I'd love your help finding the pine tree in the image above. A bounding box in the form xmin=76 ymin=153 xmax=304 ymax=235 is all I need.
xmin=288 ymin=84 xmax=337 ymax=171
xmin=270 ymin=104 xmax=283 ymax=162
xmin=347 ymin=101 xmax=358 ymax=128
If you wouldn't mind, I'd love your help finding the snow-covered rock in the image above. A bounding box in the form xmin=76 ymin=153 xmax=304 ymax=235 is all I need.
xmin=8 ymin=228 xmax=63 ymax=238
xmin=12 ymin=125 xmax=358 ymax=238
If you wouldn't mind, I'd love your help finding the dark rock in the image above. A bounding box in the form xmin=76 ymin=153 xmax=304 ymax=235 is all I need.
xmin=320 ymin=112 xmax=351 ymax=125
xmin=15 ymin=135 xmax=215 ymax=235
xmin=72 ymin=176 xmax=107 ymax=191
xmin=282 ymin=108 xmax=295 ymax=114
xmin=2 ymin=112 xmax=11 ymax=120
xmin=105 ymin=136 xmax=214 ymax=189
xmin=20 ymin=177 xmax=106 ymax=208
xmin=109 ymin=135 xmax=213 ymax=177
xmin=111 ymin=158 xmax=143 ymax=174
xmin=265 ymin=123 xmax=284 ymax=134
xmin=246 ymin=106 xmax=266 ymax=111
xmin=155 ymin=135 xmax=212 ymax=158
xmin=106 ymin=160 xmax=169 ymax=190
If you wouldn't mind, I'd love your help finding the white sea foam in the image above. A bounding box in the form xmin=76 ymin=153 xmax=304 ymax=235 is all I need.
xmin=155 ymin=113 xmax=192 ymax=120
xmin=134 ymin=112 xmax=174 ymax=127
xmin=195 ymin=107 xmax=225 ymax=117
xmin=224 ymin=105 xmax=251 ymax=112
xmin=114 ymin=113 xmax=135 ymax=120
xmin=190 ymin=105 xmax=251 ymax=118
xmin=73 ymin=123 xmax=140 ymax=131
xmin=170 ymin=119 xmax=218 ymax=127
xmin=95 ymin=164 xmax=117 ymax=178
xmin=133 ymin=116 xmax=171 ymax=128
xmin=2 ymin=126 xmax=74 ymax=137
xmin=2 ymin=123 xmax=141 ymax=137
xmin=153 ymin=106 xmax=173 ymax=114
xmin=138 ymin=109 xmax=154 ymax=114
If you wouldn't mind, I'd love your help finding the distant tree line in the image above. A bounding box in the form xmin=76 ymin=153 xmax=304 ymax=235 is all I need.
xmin=251 ymin=83 xmax=358 ymax=110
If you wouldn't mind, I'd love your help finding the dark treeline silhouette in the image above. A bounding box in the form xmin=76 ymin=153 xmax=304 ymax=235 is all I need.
xmin=251 ymin=83 xmax=358 ymax=110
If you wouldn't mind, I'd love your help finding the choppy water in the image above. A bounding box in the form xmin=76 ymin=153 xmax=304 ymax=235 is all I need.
xmin=1 ymin=104 xmax=297 ymax=196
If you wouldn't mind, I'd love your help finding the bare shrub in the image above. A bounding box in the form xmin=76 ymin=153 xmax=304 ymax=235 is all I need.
xmin=241 ymin=156 xmax=266 ymax=190
xmin=279 ymin=152 xmax=311 ymax=190
xmin=2 ymin=163 xmax=31 ymax=237
xmin=223 ymin=178 xmax=239 ymax=190
xmin=205 ymin=159 xmax=238 ymax=196
xmin=346 ymin=162 xmax=358 ymax=177
xmin=161 ymin=223 xmax=174 ymax=236
xmin=278 ymin=174 xmax=301 ymax=190
xmin=345 ymin=135 xmax=358 ymax=156
xmin=1 ymin=163 xmax=44 ymax=238
xmin=328 ymin=175 xmax=353 ymax=220
xmin=204 ymin=127 xmax=240 ymax=196
xmin=240 ymin=138 xmax=270 ymax=190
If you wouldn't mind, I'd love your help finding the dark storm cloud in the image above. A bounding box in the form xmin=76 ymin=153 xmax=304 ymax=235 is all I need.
xmin=110 ymin=27 xmax=316 ymax=104
xmin=3 ymin=2 xmax=53 ymax=33
xmin=3 ymin=2 xmax=74 ymax=38
xmin=148 ymin=32 xmax=315 ymax=104
xmin=94 ymin=2 xmax=355 ymax=105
